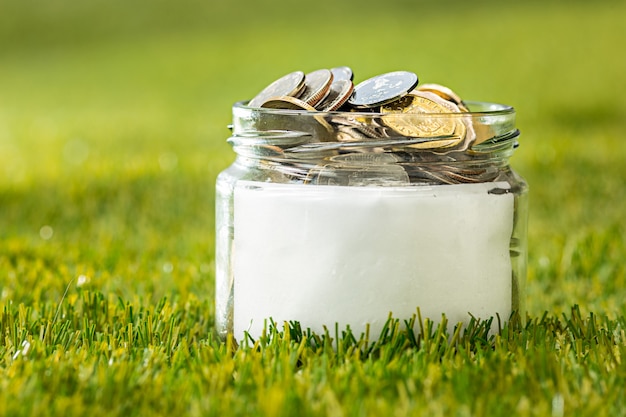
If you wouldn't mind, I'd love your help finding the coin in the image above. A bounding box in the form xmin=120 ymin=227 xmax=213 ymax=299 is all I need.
xmin=315 ymin=79 xmax=354 ymax=111
xmin=406 ymin=136 xmax=463 ymax=150
xmin=411 ymin=90 xmax=462 ymax=112
xmin=256 ymin=144 xmax=285 ymax=158
xmin=459 ymin=115 xmax=476 ymax=148
xmin=260 ymin=96 xmax=317 ymax=111
xmin=260 ymin=96 xmax=333 ymax=134
xmin=406 ymin=122 xmax=465 ymax=151
xmin=331 ymin=66 xmax=354 ymax=81
xmin=348 ymin=71 xmax=419 ymax=108
xmin=416 ymin=83 xmax=463 ymax=105
xmin=244 ymin=69 xmax=503 ymax=185
xmin=417 ymin=83 xmax=471 ymax=112
xmin=380 ymin=91 xmax=460 ymax=138
xmin=470 ymin=122 xmax=493 ymax=145
xmin=299 ymin=69 xmax=334 ymax=107
xmin=331 ymin=114 xmax=390 ymax=141
xmin=335 ymin=126 xmax=372 ymax=142
xmin=248 ymin=71 xmax=306 ymax=108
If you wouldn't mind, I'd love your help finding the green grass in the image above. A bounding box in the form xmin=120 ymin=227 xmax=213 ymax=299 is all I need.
xmin=1 ymin=0 xmax=626 ymax=415
xmin=2 ymin=298 xmax=624 ymax=416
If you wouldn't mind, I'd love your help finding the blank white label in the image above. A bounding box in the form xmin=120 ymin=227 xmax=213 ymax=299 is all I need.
xmin=234 ymin=181 xmax=514 ymax=340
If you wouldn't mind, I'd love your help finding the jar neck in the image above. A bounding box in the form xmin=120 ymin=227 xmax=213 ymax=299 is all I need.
xmin=228 ymin=130 xmax=519 ymax=186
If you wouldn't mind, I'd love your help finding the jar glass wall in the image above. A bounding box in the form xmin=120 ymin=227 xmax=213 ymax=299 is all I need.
xmin=216 ymin=101 xmax=528 ymax=341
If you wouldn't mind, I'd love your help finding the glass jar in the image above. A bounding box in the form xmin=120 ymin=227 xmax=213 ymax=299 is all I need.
xmin=215 ymin=101 xmax=528 ymax=341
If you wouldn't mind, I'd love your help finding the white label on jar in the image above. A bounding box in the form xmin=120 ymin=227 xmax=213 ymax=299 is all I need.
xmin=233 ymin=181 xmax=514 ymax=340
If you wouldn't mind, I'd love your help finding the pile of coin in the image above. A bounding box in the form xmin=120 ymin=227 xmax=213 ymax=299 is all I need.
xmin=247 ymin=68 xmax=481 ymax=148
xmin=240 ymin=67 xmax=511 ymax=186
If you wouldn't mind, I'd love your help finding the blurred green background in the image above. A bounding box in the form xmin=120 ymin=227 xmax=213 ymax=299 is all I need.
xmin=1 ymin=0 xmax=625 ymax=315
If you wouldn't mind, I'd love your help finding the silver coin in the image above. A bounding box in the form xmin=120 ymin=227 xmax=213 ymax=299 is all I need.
xmin=248 ymin=71 xmax=306 ymax=108
xmin=335 ymin=126 xmax=371 ymax=142
xmin=315 ymin=79 xmax=354 ymax=111
xmin=330 ymin=66 xmax=354 ymax=81
xmin=329 ymin=114 xmax=390 ymax=140
xmin=353 ymin=122 xmax=389 ymax=139
xmin=259 ymin=96 xmax=334 ymax=138
xmin=299 ymin=69 xmax=334 ymax=107
xmin=348 ymin=71 xmax=419 ymax=108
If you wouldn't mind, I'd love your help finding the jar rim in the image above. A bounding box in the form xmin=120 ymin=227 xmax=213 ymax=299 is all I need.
xmin=230 ymin=99 xmax=518 ymax=157
xmin=234 ymin=100 xmax=515 ymax=117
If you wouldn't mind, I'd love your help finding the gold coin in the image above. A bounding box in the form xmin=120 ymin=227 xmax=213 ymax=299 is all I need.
xmin=416 ymin=83 xmax=464 ymax=106
xmin=415 ymin=123 xmax=466 ymax=151
xmin=248 ymin=71 xmax=306 ymax=108
xmin=408 ymin=120 xmax=466 ymax=151
xmin=410 ymin=90 xmax=461 ymax=113
xmin=260 ymin=96 xmax=317 ymax=111
xmin=416 ymin=83 xmax=471 ymax=112
xmin=406 ymin=135 xmax=462 ymax=150
xmin=470 ymin=122 xmax=493 ymax=146
xmin=380 ymin=91 xmax=460 ymax=138
xmin=299 ymin=69 xmax=334 ymax=107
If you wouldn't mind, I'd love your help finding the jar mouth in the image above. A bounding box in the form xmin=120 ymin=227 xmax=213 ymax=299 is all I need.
xmin=234 ymin=100 xmax=515 ymax=117
xmin=231 ymin=100 xmax=517 ymax=153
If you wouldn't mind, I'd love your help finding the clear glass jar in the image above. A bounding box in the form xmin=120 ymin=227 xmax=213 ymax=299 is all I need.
xmin=215 ymin=101 xmax=528 ymax=341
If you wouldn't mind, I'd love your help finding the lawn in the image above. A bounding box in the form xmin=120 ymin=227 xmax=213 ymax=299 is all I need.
xmin=1 ymin=0 xmax=625 ymax=415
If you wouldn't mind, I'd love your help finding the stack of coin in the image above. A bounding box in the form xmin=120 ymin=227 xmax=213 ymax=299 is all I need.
xmin=247 ymin=68 xmax=478 ymax=146
xmin=247 ymin=68 xmax=353 ymax=111
xmin=243 ymin=68 xmax=507 ymax=185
